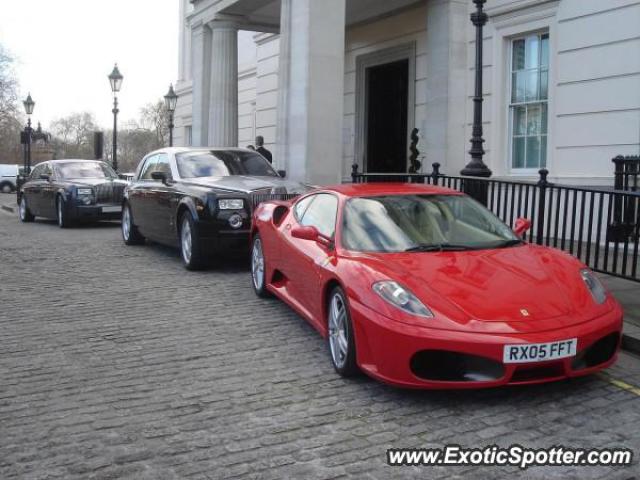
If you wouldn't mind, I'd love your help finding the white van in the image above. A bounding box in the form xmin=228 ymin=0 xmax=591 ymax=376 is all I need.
xmin=0 ymin=164 xmax=18 ymax=193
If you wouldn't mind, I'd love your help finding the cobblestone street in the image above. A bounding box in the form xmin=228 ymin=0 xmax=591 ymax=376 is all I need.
xmin=1 ymin=204 xmax=639 ymax=479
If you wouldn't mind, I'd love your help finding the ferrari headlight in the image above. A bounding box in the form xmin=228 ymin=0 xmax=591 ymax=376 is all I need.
xmin=372 ymin=281 xmax=433 ymax=318
xmin=581 ymin=269 xmax=607 ymax=305
xmin=218 ymin=199 xmax=244 ymax=210
xmin=77 ymin=188 xmax=93 ymax=196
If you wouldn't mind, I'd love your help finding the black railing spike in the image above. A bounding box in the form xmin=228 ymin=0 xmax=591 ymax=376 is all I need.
xmin=351 ymin=163 xmax=359 ymax=183
xmin=538 ymin=168 xmax=549 ymax=186
xmin=431 ymin=162 xmax=441 ymax=186
xmin=535 ymin=169 xmax=549 ymax=245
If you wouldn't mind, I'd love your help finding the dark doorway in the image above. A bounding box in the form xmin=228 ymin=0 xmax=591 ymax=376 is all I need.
xmin=365 ymin=59 xmax=409 ymax=173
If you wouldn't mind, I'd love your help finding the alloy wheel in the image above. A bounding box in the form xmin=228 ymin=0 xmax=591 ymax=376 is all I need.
xmin=252 ymin=238 xmax=265 ymax=290
xmin=57 ymin=200 xmax=63 ymax=227
xmin=181 ymin=217 xmax=193 ymax=265
xmin=19 ymin=197 xmax=26 ymax=220
xmin=328 ymin=292 xmax=349 ymax=369
xmin=122 ymin=206 xmax=131 ymax=241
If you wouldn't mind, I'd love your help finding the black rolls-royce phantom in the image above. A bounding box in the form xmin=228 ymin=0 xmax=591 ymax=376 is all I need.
xmin=122 ymin=147 xmax=310 ymax=270
xmin=19 ymin=160 xmax=127 ymax=228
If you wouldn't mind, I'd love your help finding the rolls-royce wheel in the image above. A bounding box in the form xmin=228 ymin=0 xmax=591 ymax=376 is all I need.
xmin=19 ymin=195 xmax=34 ymax=222
xmin=327 ymin=286 xmax=359 ymax=377
xmin=56 ymin=195 xmax=74 ymax=228
xmin=251 ymin=234 xmax=271 ymax=298
xmin=122 ymin=202 xmax=145 ymax=245
xmin=0 ymin=182 xmax=13 ymax=194
xmin=179 ymin=212 xmax=208 ymax=271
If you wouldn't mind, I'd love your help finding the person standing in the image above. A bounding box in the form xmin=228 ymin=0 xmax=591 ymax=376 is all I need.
xmin=255 ymin=136 xmax=273 ymax=164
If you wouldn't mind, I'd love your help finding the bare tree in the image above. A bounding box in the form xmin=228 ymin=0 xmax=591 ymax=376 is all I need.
xmin=140 ymin=100 xmax=169 ymax=148
xmin=0 ymin=45 xmax=23 ymax=164
xmin=49 ymin=99 xmax=169 ymax=172
xmin=102 ymin=122 xmax=161 ymax=173
xmin=50 ymin=112 xmax=98 ymax=159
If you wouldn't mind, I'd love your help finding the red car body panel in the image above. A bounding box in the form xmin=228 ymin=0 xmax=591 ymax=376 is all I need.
xmin=252 ymin=183 xmax=623 ymax=389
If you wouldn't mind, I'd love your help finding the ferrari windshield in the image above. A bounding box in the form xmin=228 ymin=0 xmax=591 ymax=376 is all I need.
xmin=176 ymin=150 xmax=278 ymax=178
xmin=342 ymin=194 xmax=520 ymax=252
xmin=55 ymin=162 xmax=118 ymax=180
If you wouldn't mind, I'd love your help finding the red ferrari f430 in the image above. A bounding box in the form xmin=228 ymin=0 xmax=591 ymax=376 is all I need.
xmin=250 ymin=183 xmax=622 ymax=389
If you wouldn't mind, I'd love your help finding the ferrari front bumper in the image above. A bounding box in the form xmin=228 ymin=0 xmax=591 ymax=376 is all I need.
xmin=349 ymin=298 xmax=623 ymax=389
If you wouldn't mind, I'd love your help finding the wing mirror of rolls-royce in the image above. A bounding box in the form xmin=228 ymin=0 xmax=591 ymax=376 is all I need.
xmin=151 ymin=171 xmax=171 ymax=185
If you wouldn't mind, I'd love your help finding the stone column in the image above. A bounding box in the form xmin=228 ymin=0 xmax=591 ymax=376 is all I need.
xmin=178 ymin=0 xmax=185 ymax=81
xmin=276 ymin=0 xmax=346 ymax=184
xmin=191 ymin=20 xmax=211 ymax=146
xmin=425 ymin=0 xmax=468 ymax=173
xmin=275 ymin=0 xmax=292 ymax=172
xmin=207 ymin=20 xmax=238 ymax=147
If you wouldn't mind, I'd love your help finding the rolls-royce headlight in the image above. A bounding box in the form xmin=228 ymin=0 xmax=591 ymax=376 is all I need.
xmin=218 ymin=199 xmax=244 ymax=210
xmin=372 ymin=281 xmax=433 ymax=318
xmin=77 ymin=188 xmax=93 ymax=196
xmin=581 ymin=269 xmax=607 ymax=304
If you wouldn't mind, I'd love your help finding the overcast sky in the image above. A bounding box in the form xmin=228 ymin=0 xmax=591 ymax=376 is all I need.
xmin=0 ymin=0 xmax=179 ymax=129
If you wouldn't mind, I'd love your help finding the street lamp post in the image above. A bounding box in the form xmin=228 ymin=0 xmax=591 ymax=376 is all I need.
xmin=164 ymin=84 xmax=178 ymax=147
xmin=462 ymin=0 xmax=491 ymax=178
xmin=22 ymin=93 xmax=35 ymax=175
xmin=108 ymin=64 xmax=123 ymax=172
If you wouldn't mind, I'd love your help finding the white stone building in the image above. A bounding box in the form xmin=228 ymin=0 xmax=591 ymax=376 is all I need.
xmin=173 ymin=0 xmax=640 ymax=185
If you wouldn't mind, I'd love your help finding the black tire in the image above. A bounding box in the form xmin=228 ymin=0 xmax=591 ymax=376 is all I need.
xmin=19 ymin=195 xmax=34 ymax=222
xmin=327 ymin=286 xmax=359 ymax=377
xmin=56 ymin=195 xmax=74 ymax=228
xmin=251 ymin=234 xmax=271 ymax=298
xmin=0 ymin=182 xmax=13 ymax=194
xmin=122 ymin=202 xmax=145 ymax=245
xmin=179 ymin=212 xmax=209 ymax=271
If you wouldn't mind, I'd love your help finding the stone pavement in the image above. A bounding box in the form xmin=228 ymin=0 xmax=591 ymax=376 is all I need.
xmin=0 ymin=194 xmax=639 ymax=479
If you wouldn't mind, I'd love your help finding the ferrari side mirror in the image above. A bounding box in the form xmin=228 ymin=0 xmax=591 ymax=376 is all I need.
xmin=291 ymin=225 xmax=319 ymax=241
xmin=291 ymin=225 xmax=333 ymax=249
xmin=514 ymin=217 xmax=532 ymax=237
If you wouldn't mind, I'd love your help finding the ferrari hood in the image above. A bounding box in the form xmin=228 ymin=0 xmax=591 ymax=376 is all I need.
xmin=358 ymin=244 xmax=611 ymax=333
xmin=181 ymin=176 xmax=310 ymax=194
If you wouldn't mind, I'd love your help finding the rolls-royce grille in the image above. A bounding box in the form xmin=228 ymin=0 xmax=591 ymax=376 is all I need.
xmin=94 ymin=183 xmax=125 ymax=204
xmin=250 ymin=192 xmax=300 ymax=209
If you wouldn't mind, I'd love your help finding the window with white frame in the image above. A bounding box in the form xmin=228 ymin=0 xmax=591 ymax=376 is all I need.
xmin=509 ymin=32 xmax=549 ymax=170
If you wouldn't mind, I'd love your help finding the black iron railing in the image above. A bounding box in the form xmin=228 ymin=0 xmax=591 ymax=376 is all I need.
xmin=612 ymin=155 xmax=639 ymax=240
xmin=351 ymin=163 xmax=640 ymax=282
xmin=613 ymin=155 xmax=639 ymax=192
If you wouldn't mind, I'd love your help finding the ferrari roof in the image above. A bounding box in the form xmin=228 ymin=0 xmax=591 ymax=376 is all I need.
xmin=320 ymin=183 xmax=464 ymax=197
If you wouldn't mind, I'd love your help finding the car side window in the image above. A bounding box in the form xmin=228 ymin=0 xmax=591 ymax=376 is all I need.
xmin=42 ymin=163 xmax=53 ymax=178
xmin=299 ymin=194 xmax=338 ymax=238
xmin=154 ymin=154 xmax=172 ymax=179
xmin=139 ymin=155 xmax=158 ymax=180
xmin=293 ymin=195 xmax=315 ymax=222
xmin=30 ymin=165 xmax=43 ymax=180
